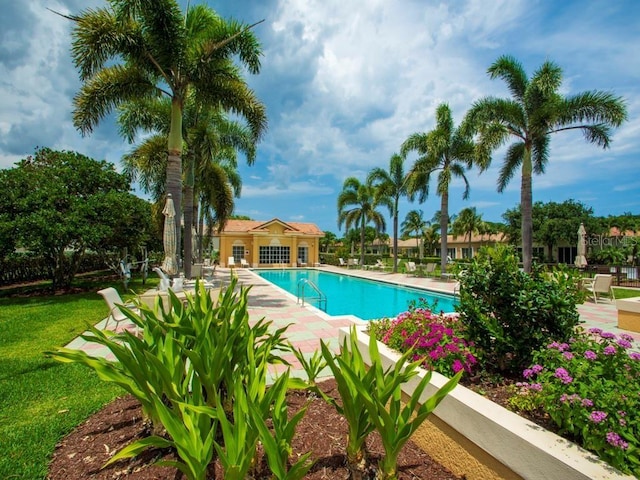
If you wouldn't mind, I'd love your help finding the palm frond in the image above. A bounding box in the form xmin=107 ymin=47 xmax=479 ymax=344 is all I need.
xmin=487 ymin=55 xmax=528 ymax=102
xmin=497 ymin=142 xmax=524 ymax=192
xmin=558 ymin=91 xmax=628 ymax=127
xmin=531 ymin=136 xmax=549 ymax=175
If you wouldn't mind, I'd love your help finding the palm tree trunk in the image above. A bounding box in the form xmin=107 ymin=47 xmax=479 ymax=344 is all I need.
xmin=183 ymin=157 xmax=194 ymax=278
xmin=440 ymin=192 xmax=449 ymax=274
xmin=521 ymin=148 xmax=533 ymax=273
xmin=360 ymin=216 xmax=366 ymax=266
xmin=393 ymin=199 xmax=399 ymax=273
xmin=167 ymin=98 xmax=184 ymax=274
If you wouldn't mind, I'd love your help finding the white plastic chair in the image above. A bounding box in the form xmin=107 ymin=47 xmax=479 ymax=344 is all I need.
xmin=97 ymin=287 xmax=140 ymax=331
xmin=582 ymin=274 xmax=613 ymax=304
xmin=240 ymin=258 xmax=250 ymax=268
xmin=227 ymin=256 xmax=236 ymax=268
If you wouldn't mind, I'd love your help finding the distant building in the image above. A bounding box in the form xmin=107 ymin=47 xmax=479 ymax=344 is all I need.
xmin=215 ymin=218 xmax=324 ymax=268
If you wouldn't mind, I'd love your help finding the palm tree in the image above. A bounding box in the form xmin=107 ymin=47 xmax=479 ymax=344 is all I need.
xmin=401 ymin=210 xmax=427 ymax=259
xmin=67 ymin=0 xmax=266 ymax=271
xmin=464 ymin=55 xmax=627 ymax=272
xmin=119 ymin=95 xmax=260 ymax=275
xmin=451 ymin=207 xmax=483 ymax=258
xmin=367 ymin=153 xmax=410 ymax=273
xmin=321 ymin=231 xmax=338 ymax=253
xmin=422 ymin=225 xmax=441 ymax=257
xmin=337 ymin=177 xmax=389 ymax=266
xmin=401 ymin=103 xmax=476 ymax=274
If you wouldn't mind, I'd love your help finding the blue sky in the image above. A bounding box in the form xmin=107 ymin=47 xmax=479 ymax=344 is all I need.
xmin=1 ymin=0 xmax=639 ymax=235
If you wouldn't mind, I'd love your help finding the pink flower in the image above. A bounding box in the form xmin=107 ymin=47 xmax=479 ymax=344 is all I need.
xmin=590 ymin=411 xmax=607 ymax=423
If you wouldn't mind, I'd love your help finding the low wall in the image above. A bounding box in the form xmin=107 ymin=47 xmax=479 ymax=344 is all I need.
xmin=341 ymin=326 xmax=633 ymax=480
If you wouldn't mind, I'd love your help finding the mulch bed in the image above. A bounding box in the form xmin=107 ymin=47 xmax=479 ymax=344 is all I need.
xmin=48 ymin=378 xmax=462 ymax=479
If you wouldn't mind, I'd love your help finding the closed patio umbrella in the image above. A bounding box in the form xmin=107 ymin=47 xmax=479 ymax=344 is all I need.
xmin=162 ymin=194 xmax=178 ymax=275
xmin=575 ymin=223 xmax=588 ymax=268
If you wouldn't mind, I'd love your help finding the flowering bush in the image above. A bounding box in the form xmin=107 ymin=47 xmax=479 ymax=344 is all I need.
xmin=368 ymin=307 xmax=477 ymax=378
xmin=513 ymin=328 xmax=640 ymax=476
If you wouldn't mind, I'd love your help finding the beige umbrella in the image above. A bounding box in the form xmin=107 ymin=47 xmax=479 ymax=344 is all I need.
xmin=161 ymin=194 xmax=178 ymax=275
xmin=575 ymin=223 xmax=588 ymax=268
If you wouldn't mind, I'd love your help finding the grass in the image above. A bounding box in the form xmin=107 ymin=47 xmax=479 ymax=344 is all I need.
xmin=0 ymin=275 xmax=155 ymax=479
xmin=612 ymin=286 xmax=640 ymax=300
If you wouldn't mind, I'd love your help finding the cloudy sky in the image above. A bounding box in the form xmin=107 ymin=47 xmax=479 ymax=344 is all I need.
xmin=1 ymin=0 xmax=639 ymax=234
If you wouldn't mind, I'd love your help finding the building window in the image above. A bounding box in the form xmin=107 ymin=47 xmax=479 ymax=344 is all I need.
xmin=298 ymin=246 xmax=308 ymax=264
xmin=447 ymin=248 xmax=456 ymax=260
xmin=533 ymin=247 xmax=545 ymax=262
xmin=232 ymin=245 xmax=244 ymax=263
xmin=259 ymin=246 xmax=291 ymax=264
xmin=461 ymin=247 xmax=473 ymax=259
xmin=557 ymin=246 xmax=577 ymax=264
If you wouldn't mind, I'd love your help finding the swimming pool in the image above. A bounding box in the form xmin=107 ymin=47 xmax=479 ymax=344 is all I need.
xmin=256 ymin=269 xmax=457 ymax=320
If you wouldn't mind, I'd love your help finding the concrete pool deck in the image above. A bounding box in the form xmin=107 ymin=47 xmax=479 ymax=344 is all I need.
xmin=66 ymin=265 xmax=640 ymax=375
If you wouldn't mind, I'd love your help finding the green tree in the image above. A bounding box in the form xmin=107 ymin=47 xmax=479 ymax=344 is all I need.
xmin=368 ymin=153 xmax=410 ymax=272
xmin=68 ymin=0 xmax=266 ymax=272
xmin=321 ymin=231 xmax=338 ymax=253
xmin=421 ymin=225 xmax=440 ymax=257
xmin=0 ymin=148 xmax=152 ymax=289
xmin=337 ymin=178 xmax=389 ymax=266
xmin=401 ymin=103 xmax=476 ymax=273
xmin=464 ymin=55 xmax=627 ymax=273
xmin=401 ymin=210 xmax=427 ymax=259
xmin=451 ymin=207 xmax=484 ymax=258
xmin=119 ymin=95 xmax=261 ymax=272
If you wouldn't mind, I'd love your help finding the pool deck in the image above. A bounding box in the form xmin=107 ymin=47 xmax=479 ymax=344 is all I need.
xmin=66 ymin=265 xmax=640 ymax=377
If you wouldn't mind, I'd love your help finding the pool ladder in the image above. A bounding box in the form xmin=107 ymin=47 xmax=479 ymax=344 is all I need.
xmin=297 ymin=278 xmax=327 ymax=311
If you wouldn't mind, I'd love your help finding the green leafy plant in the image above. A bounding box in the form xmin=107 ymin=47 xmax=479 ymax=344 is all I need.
xmin=48 ymin=279 xmax=294 ymax=480
xmin=515 ymin=328 xmax=640 ymax=476
xmin=455 ymin=244 xmax=583 ymax=374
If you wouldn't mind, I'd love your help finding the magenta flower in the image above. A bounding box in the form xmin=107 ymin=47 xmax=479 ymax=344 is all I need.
xmin=588 ymin=328 xmax=603 ymax=335
xmin=606 ymin=431 xmax=629 ymax=450
xmin=600 ymin=332 xmax=616 ymax=340
xmin=628 ymin=352 xmax=640 ymax=361
xmin=452 ymin=359 xmax=464 ymax=373
xmin=590 ymin=411 xmax=608 ymax=423
xmin=603 ymin=346 xmax=617 ymax=356
xmin=562 ymin=351 xmax=574 ymax=360
xmin=554 ymin=367 xmax=573 ymax=384
xmin=584 ymin=350 xmax=597 ymax=360
xmin=617 ymin=339 xmax=632 ymax=349
xmin=582 ymin=398 xmax=594 ymax=407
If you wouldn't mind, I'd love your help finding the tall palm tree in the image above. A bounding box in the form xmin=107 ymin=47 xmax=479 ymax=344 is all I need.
xmin=401 ymin=210 xmax=427 ymax=259
xmin=337 ymin=177 xmax=389 ymax=266
xmin=401 ymin=103 xmax=476 ymax=273
xmin=67 ymin=0 xmax=266 ymax=271
xmin=422 ymin=225 xmax=441 ymax=257
xmin=367 ymin=153 xmax=410 ymax=272
xmin=119 ymin=93 xmax=261 ymax=275
xmin=451 ymin=207 xmax=483 ymax=258
xmin=464 ymin=55 xmax=627 ymax=272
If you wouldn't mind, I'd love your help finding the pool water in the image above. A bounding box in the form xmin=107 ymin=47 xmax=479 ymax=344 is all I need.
xmin=256 ymin=269 xmax=457 ymax=320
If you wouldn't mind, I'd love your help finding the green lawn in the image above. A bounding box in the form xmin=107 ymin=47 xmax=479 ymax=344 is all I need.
xmin=612 ymin=286 xmax=640 ymax=300
xmin=0 ymin=276 xmax=154 ymax=479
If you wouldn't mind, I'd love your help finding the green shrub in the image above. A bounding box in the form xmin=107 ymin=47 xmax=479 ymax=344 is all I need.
xmin=514 ymin=328 xmax=640 ymax=476
xmin=455 ymin=244 xmax=584 ymax=374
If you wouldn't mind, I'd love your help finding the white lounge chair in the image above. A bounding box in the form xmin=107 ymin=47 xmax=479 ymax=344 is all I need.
xmin=240 ymin=258 xmax=250 ymax=268
xmin=227 ymin=256 xmax=236 ymax=268
xmin=97 ymin=287 xmax=140 ymax=331
xmin=582 ymin=274 xmax=613 ymax=304
xmin=297 ymin=258 xmax=307 ymax=267
xmin=406 ymin=261 xmax=417 ymax=275
xmin=338 ymin=258 xmax=347 ymax=267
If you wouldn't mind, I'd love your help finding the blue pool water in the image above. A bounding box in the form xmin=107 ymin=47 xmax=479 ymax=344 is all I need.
xmin=256 ymin=269 xmax=457 ymax=320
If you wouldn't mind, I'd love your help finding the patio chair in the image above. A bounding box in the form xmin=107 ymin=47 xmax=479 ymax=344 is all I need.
xmin=424 ymin=263 xmax=437 ymax=277
xmin=153 ymin=266 xmax=171 ymax=291
xmin=297 ymin=258 xmax=307 ymax=267
xmin=97 ymin=287 xmax=140 ymax=331
xmin=227 ymin=256 xmax=236 ymax=268
xmin=191 ymin=263 xmax=203 ymax=279
xmin=406 ymin=261 xmax=417 ymax=275
xmin=582 ymin=274 xmax=613 ymax=304
xmin=240 ymin=258 xmax=250 ymax=268
xmin=338 ymin=258 xmax=347 ymax=267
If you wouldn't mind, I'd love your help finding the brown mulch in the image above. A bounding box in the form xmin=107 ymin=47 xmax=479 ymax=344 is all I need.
xmin=48 ymin=378 xmax=463 ymax=480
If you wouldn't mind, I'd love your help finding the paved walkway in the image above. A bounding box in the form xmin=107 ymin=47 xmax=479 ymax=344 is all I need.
xmin=66 ymin=266 xmax=640 ymax=378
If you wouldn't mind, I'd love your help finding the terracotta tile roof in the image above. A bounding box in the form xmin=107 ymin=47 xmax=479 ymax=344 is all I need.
xmin=219 ymin=218 xmax=324 ymax=236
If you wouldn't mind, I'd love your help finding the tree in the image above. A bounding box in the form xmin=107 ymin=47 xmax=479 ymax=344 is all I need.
xmin=0 ymin=148 xmax=152 ymax=289
xmin=421 ymin=225 xmax=440 ymax=257
xmin=401 ymin=103 xmax=476 ymax=273
xmin=451 ymin=207 xmax=484 ymax=258
xmin=464 ymin=55 xmax=627 ymax=272
xmin=321 ymin=231 xmax=338 ymax=253
xmin=67 ymin=0 xmax=266 ymax=274
xmin=119 ymin=94 xmax=262 ymax=272
xmin=337 ymin=177 xmax=389 ymax=266
xmin=367 ymin=153 xmax=410 ymax=272
xmin=401 ymin=210 xmax=427 ymax=259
